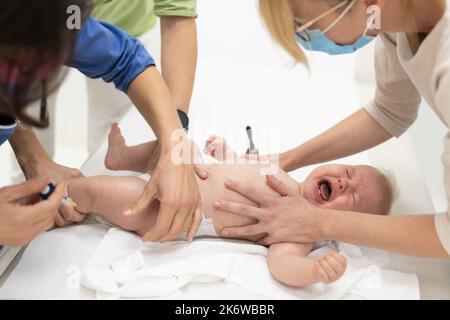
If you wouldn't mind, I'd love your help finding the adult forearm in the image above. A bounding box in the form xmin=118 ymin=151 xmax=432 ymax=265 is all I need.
xmin=128 ymin=66 xmax=183 ymax=147
xmin=9 ymin=125 xmax=51 ymax=178
xmin=282 ymin=108 xmax=392 ymax=172
xmin=321 ymin=210 xmax=450 ymax=259
xmin=160 ymin=16 xmax=197 ymax=113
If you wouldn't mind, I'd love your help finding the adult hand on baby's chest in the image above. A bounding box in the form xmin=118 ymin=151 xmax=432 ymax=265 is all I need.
xmin=215 ymin=175 xmax=322 ymax=246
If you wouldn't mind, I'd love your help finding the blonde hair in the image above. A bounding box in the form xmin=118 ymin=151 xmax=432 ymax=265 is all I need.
xmin=259 ymin=0 xmax=308 ymax=65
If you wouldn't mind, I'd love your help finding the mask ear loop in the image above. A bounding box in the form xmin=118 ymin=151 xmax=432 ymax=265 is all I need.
xmin=323 ymin=0 xmax=357 ymax=34
xmin=295 ymin=0 xmax=350 ymax=33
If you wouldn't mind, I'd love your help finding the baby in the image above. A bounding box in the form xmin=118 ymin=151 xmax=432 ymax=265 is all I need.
xmin=67 ymin=124 xmax=394 ymax=287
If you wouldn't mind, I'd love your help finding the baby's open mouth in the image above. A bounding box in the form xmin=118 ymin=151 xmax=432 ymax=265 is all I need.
xmin=318 ymin=180 xmax=332 ymax=201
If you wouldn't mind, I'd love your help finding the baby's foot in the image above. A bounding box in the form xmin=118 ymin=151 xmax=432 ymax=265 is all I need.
xmin=105 ymin=123 xmax=127 ymax=171
xmin=204 ymin=135 xmax=237 ymax=161
xmin=313 ymin=252 xmax=347 ymax=284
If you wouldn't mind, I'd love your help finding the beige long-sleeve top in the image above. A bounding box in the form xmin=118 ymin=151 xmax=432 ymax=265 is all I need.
xmin=364 ymin=0 xmax=450 ymax=255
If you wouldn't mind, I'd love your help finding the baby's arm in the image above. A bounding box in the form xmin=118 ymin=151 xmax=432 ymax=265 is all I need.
xmin=68 ymin=176 xmax=158 ymax=237
xmin=268 ymin=243 xmax=347 ymax=287
xmin=204 ymin=135 xmax=239 ymax=162
xmin=205 ymin=135 xmax=274 ymax=165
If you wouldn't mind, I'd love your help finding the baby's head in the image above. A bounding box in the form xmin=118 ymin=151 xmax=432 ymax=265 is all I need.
xmin=300 ymin=164 xmax=396 ymax=215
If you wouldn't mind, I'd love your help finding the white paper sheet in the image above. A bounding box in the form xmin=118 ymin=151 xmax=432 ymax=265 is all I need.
xmin=82 ymin=228 xmax=420 ymax=300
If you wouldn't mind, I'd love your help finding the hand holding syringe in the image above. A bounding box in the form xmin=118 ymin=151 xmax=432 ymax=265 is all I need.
xmin=40 ymin=183 xmax=77 ymax=207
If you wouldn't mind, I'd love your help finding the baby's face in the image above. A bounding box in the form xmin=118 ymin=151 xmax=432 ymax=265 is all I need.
xmin=300 ymin=164 xmax=390 ymax=214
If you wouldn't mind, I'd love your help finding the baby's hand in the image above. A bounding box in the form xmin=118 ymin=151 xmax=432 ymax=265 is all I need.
xmin=204 ymin=135 xmax=235 ymax=161
xmin=313 ymin=252 xmax=347 ymax=284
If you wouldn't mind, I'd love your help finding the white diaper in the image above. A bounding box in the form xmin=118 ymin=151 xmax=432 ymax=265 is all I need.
xmin=195 ymin=217 xmax=219 ymax=238
xmin=139 ymin=173 xmax=151 ymax=181
xmin=90 ymin=215 xmax=115 ymax=227
xmin=92 ymin=214 xmax=218 ymax=239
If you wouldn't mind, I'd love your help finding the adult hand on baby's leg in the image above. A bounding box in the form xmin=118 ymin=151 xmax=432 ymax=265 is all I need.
xmin=313 ymin=252 xmax=347 ymax=284
xmin=55 ymin=203 xmax=87 ymax=227
xmin=185 ymin=207 xmax=203 ymax=241
xmin=54 ymin=184 xmax=87 ymax=227
xmin=144 ymin=139 xmax=208 ymax=181
xmin=143 ymin=140 xmax=161 ymax=174
xmin=128 ymin=137 xmax=202 ymax=242
xmin=26 ymin=159 xmax=87 ymax=228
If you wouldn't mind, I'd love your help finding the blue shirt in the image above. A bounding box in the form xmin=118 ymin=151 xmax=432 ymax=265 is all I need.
xmin=71 ymin=17 xmax=155 ymax=92
xmin=0 ymin=17 xmax=155 ymax=146
xmin=0 ymin=121 xmax=17 ymax=146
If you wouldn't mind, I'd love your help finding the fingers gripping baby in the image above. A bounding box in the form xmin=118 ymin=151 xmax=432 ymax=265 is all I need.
xmin=67 ymin=124 xmax=395 ymax=287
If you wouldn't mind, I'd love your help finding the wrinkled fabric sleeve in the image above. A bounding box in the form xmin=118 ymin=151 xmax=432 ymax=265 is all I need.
xmin=434 ymin=52 xmax=450 ymax=255
xmin=154 ymin=0 xmax=197 ymax=17
xmin=364 ymin=34 xmax=422 ymax=138
xmin=70 ymin=17 xmax=155 ymax=93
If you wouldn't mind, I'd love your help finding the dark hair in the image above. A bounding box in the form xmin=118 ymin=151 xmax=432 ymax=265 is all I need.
xmin=0 ymin=0 xmax=93 ymax=127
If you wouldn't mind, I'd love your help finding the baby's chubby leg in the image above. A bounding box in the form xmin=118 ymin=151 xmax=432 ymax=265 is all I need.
xmin=104 ymin=124 xmax=157 ymax=173
xmin=68 ymin=176 xmax=158 ymax=237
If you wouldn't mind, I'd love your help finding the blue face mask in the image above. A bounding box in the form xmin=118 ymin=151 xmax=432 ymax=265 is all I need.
xmin=295 ymin=0 xmax=376 ymax=55
xmin=297 ymin=30 xmax=375 ymax=55
xmin=0 ymin=121 xmax=17 ymax=146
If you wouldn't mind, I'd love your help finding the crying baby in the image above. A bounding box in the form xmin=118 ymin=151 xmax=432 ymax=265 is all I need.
xmin=66 ymin=124 xmax=395 ymax=288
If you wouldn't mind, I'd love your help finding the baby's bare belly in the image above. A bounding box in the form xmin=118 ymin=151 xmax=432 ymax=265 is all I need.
xmin=196 ymin=163 xmax=297 ymax=241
